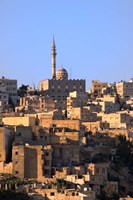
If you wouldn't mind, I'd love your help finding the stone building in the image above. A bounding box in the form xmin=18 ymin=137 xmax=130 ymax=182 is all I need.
xmin=91 ymin=80 xmax=108 ymax=97
xmin=98 ymin=112 xmax=131 ymax=129
xmin=116 ymin=80 xmax=133 ymax=99
xmin=32 ymin=188 xmax=96 ymax=200
xmin=40 ymin=118 xmax=81 ymax=132
xmin=12 ymin=145 xmax=42 ymax=179
xmin=49 ymin=127 xmax=80 ymax=145
xmin=12 ymin=144 xmax=52 ymax=179
xmin=43 ymin=145 xmax=53 ymax=177
xmin=0 ymin=127 xmax=14 ymax=162
xmin=87 ymin=163 xmax=110 ymax=195
xmin=52 ymin=144 xmax=80 ymax=167
xmin=17 ymin=95 xmax=56 ymax=113
xmin=67 ymin=91 xmax=88 ymax=116
xmin=15 ymin=126 xmax=33 ymax=144
xmin=68 ymin=107 xmax=90 ymax=122
xmin=2 ymin=116 xmax=36 ymax=127
xmin=98 ymin=101 xmax=120 ymax=113
xmin=39 ymin=38 xmax=86 ymax=100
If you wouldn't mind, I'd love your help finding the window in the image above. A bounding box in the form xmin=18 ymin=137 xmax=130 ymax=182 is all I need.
xmin=45 ymin=152 xmax=49 ymax=156
xmin=45 ymin=161 xmax=49 ymax=166
xmin=15 ymin=171 xmax=19 ymax=174
xmin=50 ymin=192 xmax=55 ymax=196
xmin=44 ymin=170 xmax=49 ymax=175
xmin=18 ymin=132 xmax=21 ymax=136
xmin=15 ymin=161 xmax=18 ymax=164
xmin=96 ymin=168 xmax=99 ymax=174
xmin=15 ymin=151 xmax=18 ymax=155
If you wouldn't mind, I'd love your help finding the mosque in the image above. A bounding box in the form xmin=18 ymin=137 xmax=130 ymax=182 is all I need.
xmin=39 ymin=38 xmax=86 ymax=100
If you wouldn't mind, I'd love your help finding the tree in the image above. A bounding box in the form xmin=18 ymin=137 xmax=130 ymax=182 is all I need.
xmin=116 ymin=135 xmax=131 ymax=164
xmin=97 ymin=184 xmax=119 ymax=200
xmin=0 ymin=189 xmax=31 ymax=200
xmin=17 ymin=84 xmax=29 ymax=97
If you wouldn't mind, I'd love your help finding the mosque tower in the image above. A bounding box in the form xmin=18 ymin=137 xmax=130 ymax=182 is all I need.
xmin=51 ymin=37 xmax=57 ymax=79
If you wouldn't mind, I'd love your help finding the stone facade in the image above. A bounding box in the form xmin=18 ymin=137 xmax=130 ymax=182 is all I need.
xmin=116 ymin=80 xmax=133 ymax=99
xmin=0 ymin=127 xmax=13 ymax=162
xmin=17 ymin=95 xmax=56 ymax=112
xmin=91 ymin=80 xmax=108 ymax=97
xmin=40 ymin=119 xmax=81 ymax=131
xmin=12 ymin=144 xmax=52 ymax=179
xmin=39 ymin=79 xmax=86 ymax=100
xmin=2 ymin=116 xmax=36 ymax=126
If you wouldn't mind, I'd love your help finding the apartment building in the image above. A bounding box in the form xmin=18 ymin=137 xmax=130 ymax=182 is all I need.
xmin=0 ymin=76 xmax=18 ymax=105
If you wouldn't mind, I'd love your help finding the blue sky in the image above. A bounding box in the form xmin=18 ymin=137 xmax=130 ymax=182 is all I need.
xmin=0 ymin=0 xmax=133 ymax=90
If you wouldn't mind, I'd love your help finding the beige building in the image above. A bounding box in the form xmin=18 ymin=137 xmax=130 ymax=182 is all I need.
xmin=97 ymin=94 xmax=117 ymax=103
xmin=2 ymin=116 xmax=36 ymax=126
xmin=40 ymin=78 xmax=85 ymax=101
xmin=68 ymin=107 xmax=89 ymax=121
xmin=49 ymin=127 xmax=80 ymax=145
xmin=95 ymin=94 xmax=120 ymax=113
xmin=98 ymin=101 xmax=120 ymax=113
xmin=67 ymin=107 xmax=97 ymax=122
xmin=18 ymin=95 xmax=40 ymax=112
xmin=116 ymin=80 xmax=133 ymax=99
xmin=0 ymin=127 xmax=14 ymax=162
xmin=91 ymin=80 xmax=108 ymax=97
xmin=17 ymin=95 xmax=56 ymax=113
xmin=43 ymin=145 xmax=53 ymax=177
xmin=98 ymin=112 xmax=131 ymax=129
xmin=32 ymin=126 xmax=50 ymax=145
xmin=0 ymin=162 xmax=12 ymax=174
xmin=15 ymin=126 xmax=33 ymax=144
xmin=82 ymin=121 xmax=109 ymax=132
xmin=87 ymin=163 xmax=110 ymax=195
xmin=67 ymin=91 xmax=88 ymax=109
xmin=67 ymin=91 xmax=88 ymax=118
xmin=52 ymin=144 xmax=80 ymax=167
xmin=88 ymin=163 xmax=109 ymax=180
xmin=33 ymin=188 xmax=95 ymax=200
xmin=12 ymin=144 xmax=52 ymax=179
xmin=40 ymin=118 xmax=81 ymax=131
xmin=39 ymin=38 xmax=86 ymax=100
xmin=12 ymin=145 xmax=43 ymax=179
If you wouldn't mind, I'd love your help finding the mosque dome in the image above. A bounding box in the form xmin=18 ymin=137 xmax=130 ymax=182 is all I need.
xmin=56 ymin=67 xmax=68 ymax=80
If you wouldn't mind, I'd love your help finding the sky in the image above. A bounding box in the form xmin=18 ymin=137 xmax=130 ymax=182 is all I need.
xmin=0 ymin=0 xmax=133 ymax=90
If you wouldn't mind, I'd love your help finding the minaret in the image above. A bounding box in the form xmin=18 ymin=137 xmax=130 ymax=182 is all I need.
xmin=51 ymin=37 xmax=56 ymax=79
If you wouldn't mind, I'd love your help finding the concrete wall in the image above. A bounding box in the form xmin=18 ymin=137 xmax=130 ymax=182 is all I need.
xmin=2 ymin=116 xmax=35 ymax=126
